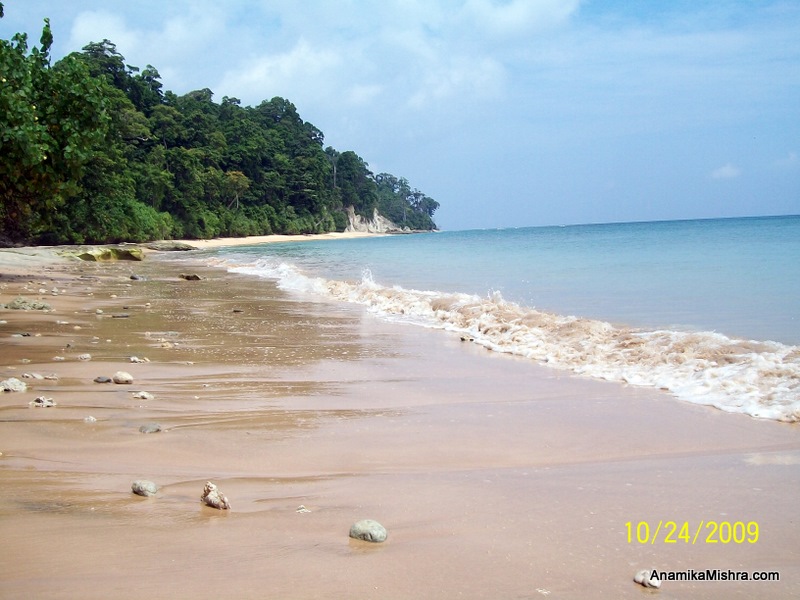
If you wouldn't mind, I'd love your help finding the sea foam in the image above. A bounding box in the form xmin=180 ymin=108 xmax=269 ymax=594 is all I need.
xmin=224 ymin=257 xmax=800 ymax=423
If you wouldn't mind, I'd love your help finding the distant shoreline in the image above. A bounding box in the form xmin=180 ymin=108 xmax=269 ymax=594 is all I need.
xmin=167 ymin=230 xmax=388 ymax=250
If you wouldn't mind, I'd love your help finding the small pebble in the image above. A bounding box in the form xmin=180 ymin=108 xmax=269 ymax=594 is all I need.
xmin=30 ymin=396 xmax=56 ymax=408
xmin=139 ymin=423 xmax=162 ymax=434
xmin=78 ymin=353 xmax=92 ymax=361
xmin=296 ymin=505 xmax=311 ymax=513
xmin=94 ymin=376 xmax=112 ymax=384
xmin=113 ymin=371 xmax=134 ymax=384
xmin=129 ymin=356 xmax=148 ymax=363
xmin=634 ymin=569 xmax=661 ymax=589
xmin=349 ymin=519 xmax=387 ymax=543
xmin=131 ymin=480 xmax=158 ymax=497
xmin=84 ymin=416 xmax=97 ymax=423
xmin=132 ymin=391 xmax=154 ymax=401
xmin=201 ymin=481 xmax=231 ymax=510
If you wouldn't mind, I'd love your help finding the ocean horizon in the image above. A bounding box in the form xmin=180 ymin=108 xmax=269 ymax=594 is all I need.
xmin=170 ymin=214 xmax=800 ymax=422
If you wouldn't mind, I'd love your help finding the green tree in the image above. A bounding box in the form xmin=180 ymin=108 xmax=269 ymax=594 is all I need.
xmin=1 ymin=15 xmax=108 ymax=243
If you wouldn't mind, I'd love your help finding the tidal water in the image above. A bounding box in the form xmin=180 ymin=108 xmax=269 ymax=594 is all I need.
xmin=191 ymin=216 xmax=800 ymax=421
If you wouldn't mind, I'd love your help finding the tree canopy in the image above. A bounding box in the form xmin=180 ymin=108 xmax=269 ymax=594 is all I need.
xmin=0 ymin=7 xmax=438 ymax=245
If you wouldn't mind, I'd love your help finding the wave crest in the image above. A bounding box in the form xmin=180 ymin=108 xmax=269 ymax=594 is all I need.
xmin=227 ymin=258 xmax=800 ymax=422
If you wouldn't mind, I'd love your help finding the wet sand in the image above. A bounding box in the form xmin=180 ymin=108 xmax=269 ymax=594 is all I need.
xmin=1 ymin=246 xmax=798 ymax=599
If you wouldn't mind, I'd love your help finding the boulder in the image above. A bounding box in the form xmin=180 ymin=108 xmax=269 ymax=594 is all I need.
xmin=145 ymin=241 xmax=197 ymax=252
xmin=69 ymin=246 xmax=144 ymax=262
xmin=349 ymin=519 xmax=387 ymax=543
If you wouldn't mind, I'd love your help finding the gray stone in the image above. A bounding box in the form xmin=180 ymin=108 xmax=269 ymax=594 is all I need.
xmin=1 ymin=377 xmax=27 ymax=393
xmin=349 ymin=519 xmax=387 ymax=543
xmin=139 ymin=423 xmax=162 ymax=434
xmin=112 ymin=371 xmax=134 ymax=384
xmin=131 ymin=480 xmax=158 ymax=497
xmin=179 ymin=273 xmax=202 ymax=281
xmin=94 ymin=376 xmax=113 ymax=383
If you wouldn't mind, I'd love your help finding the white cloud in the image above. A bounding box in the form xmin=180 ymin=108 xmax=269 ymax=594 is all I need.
xmin=775 ymin=151 xmax=799 ymax=169
xmin=461 ymin=0 xmax=580 ymax=36
xmin=711 ymin=163 xmax=740 ymax=180
xmin=69 ymin=11 xmax=139 ymax=54
xmin=407 ymin=56 xmax=506 ymax=109
xmin=217 ymin=39 xmax=341 ymax=106
xmin=346 ymin=84 xmax=384 ymax=106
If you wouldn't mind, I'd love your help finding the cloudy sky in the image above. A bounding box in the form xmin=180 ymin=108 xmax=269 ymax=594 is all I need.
xmin=2 ymin=0 xmax=798 ymax=230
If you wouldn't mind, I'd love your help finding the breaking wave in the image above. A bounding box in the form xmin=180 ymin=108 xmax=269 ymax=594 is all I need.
xmin=222 ymin=257 xmax=800 ymax=423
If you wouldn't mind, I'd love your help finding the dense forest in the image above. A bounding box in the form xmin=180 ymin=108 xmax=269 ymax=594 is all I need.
xmin=0 ymin=6 xmax=439 ymax=246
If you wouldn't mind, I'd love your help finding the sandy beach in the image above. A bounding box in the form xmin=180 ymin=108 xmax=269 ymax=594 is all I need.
xmin=1 ymin=241 xmax=798 ymax=599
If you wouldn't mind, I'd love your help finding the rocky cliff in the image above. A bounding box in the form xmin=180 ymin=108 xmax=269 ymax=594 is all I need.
xmin=345 ymin=206 xmax=410 ymax=234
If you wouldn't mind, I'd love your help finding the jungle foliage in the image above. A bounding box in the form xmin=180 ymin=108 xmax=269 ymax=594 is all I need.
xmin=0 ymin=7 xmax=438 ymax=245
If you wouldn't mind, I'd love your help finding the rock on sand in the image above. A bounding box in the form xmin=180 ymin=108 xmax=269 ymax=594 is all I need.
xmin=349 ymin=519 xmax=387 ymax=543
xmin=634 ymin=569 xmax=661 ymax=588
xmin=1 ymin=378 xmax=27 ymax=393
xmin=113 ymin=371 xmax=134 ymax=384
xmin=201 ymin=481 xmax=231 ymax=510
xmin=131 ymin=480 xmax=158 ymax=497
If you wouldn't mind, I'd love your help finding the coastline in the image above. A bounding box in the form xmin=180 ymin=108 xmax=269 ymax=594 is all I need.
xmin=1 ymin=247 xmax=798 ymax=599
xmin=168 ymin=230 xmax=389 ymax=250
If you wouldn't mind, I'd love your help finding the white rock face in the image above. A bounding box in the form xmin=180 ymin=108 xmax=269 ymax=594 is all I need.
xmin=345 ymin=207 xmax=406 ymax=233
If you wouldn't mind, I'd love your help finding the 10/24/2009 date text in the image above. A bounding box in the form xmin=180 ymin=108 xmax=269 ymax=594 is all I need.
xmin=626 ymin=521 xmax=759 ymax=544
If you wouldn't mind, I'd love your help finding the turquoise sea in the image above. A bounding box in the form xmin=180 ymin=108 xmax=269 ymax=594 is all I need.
xmin=186 ymin=215 xmax=800 ymax=422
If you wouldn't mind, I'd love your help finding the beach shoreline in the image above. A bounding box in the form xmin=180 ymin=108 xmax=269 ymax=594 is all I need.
xmin=168 ymin=230 xmax=390 ymax=250
xmin=1 ymin=247 xmax=798 ymax=599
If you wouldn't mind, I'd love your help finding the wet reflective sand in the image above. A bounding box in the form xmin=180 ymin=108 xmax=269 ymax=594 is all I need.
xmin=1 ymin=253 xmax=798 ymax=599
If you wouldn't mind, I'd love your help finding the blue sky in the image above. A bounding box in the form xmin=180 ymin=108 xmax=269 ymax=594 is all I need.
xmin=2 ymin=0 xmax=798 ymax=230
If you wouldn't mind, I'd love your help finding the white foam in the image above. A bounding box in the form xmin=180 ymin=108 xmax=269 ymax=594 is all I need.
xmin=223 ymin=257 xmax=800 ymax=422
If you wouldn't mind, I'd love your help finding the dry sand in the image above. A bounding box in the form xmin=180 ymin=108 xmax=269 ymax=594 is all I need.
xmin=171 ymin=230 xmax=388 ymax=250
xmin=0 ymin=244 xmax=798 ymax=599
